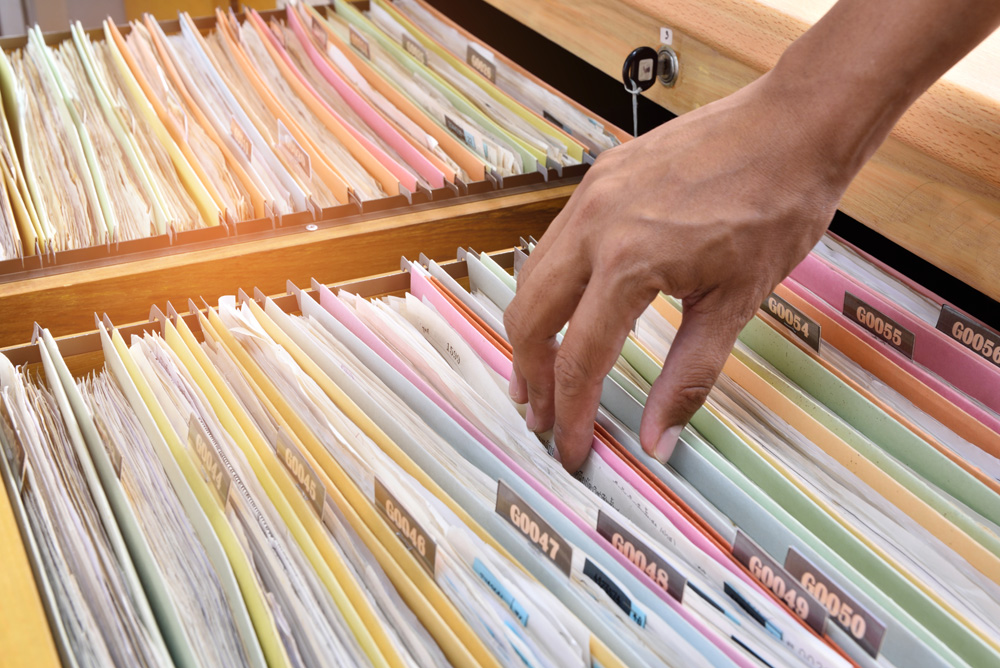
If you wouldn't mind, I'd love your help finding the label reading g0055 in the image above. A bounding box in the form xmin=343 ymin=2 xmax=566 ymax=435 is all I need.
xmin=843 ymin=293 xmax=915 ymax=358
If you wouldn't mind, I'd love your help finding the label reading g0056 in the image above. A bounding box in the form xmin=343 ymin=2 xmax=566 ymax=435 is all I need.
xmin=762 ymin=292 xmax=821 ymax=351
xmin=843 ymin=293 xmax=915 ymax=358
xmin=936 ymin=305 xmax=1000 ymax=368
xmin=496 ymin=479 xmax=571 ymax=576
xmin=733 ymin=531 xmax=827 ymax=635
xmin=785 ymin=547 xmax=886 ymax=657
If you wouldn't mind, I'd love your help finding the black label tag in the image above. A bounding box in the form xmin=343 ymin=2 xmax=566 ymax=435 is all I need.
xmin=762 ymin=292 xmax=821 ymax=351
xmin=732 ymin=531 xmax=827 ymax=635
xmin=843 ymin=293 xmax=915 ymax=359
xmin=349 ymin=25 xmax=370 ymax=60
xmin=466 ymin=44 xmax=496 ymax=82
xmin=785 ymin=547 xmax=886 ymax=658
xmin=496 ymin=479 xmax=571 ymax=576
xmin=596 ymin=510 xmax=685 ymax=602
xmin=543 ymin=110 xmax=566 ymax=131
xmin=936 ymin=305 xmax=1000 ymax=369
xmin=375 ymin=478 xmax=436 ymax=575
xmin=402 ymin=34 xmax=427 ymax=65
xmin=584 ymin=558 xmax=647 ymax=628
xmin=276 ymin=431 xmax=325 ymax=517
xmin=444 ymin=115 xmax=475 ymax=150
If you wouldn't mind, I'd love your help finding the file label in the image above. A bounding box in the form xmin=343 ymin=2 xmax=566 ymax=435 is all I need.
xmin=496 ymin=480 xmax=571 ymax=576
xmin=762 ymin=292 xmax=821 ymax=351
xmin=349 ymin=25 xmax=371 ymax=60
xmin=843 ymin=293 xmax=914 ymax=358
xmin=188 ymin=417 xmax=231 ymax=507
xmin=583 ymin=559 xmax=646 ymax=628
xmin=596 ymin=510 xmax=685 ymax=602
xmin=786 ymin=547 xmax=885 ymax=657
xmin=733 ymin=531 xmax=826 ymax=634
xmin=937 ymin=305 xmax=1000 ymax=368
xmin=467 ymin=44 xmax=496 ymax=82
xmin=402 ymin=35 xmax=428 ymax=65
xmin=376 ymin=479 xmax=436 ymax=574
xmin=276 ymin=432 xmax=324 ymax=517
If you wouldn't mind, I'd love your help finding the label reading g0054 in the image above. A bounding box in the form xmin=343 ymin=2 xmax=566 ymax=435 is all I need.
xmin=762 ymin=292 xmax=821 ymax=351
xmin=733 ymin=531 xmax=827 ymax=635
xmin=936 ymin=305 xmax=1000 ymax=368
xmin=785 ymin=547 xmax=886 ymax=658
xmin=843 ymin=293 xmax=915 ymax=358
xmin=496 ymin=479 xmax=571 ymax=576
xmin=375 ymin=479 xmax=436 ymax=575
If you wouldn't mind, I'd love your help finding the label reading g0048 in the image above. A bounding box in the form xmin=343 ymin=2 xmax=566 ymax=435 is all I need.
xmin=843 ymin=293 xmax=915 ymax=358
xmin=733 ymin=531 xmax=827 ymax=635
xmin=936 ymin=305 xmax=1000 ymax=368
xmin=785 ymin=547 xmax=886 ymax=658
xmin=762 ymin=292 xmax=821 ymax=351
xmin=496 ymin=479 xmax=571 ymax=576
xmin=375 ymin=479 xmax=436 ymax=575
xmin=596 ymin=510 xmax=685 ymax=602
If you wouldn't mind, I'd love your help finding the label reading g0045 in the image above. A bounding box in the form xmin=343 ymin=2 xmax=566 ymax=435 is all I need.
xmin=843 ymin=293 xmax=915 ymax=358
xmin=762 ymin=292 xmax=821 ymax=351
xmin=375 ymin=479 xmax=436 ymax=575
xmin=785 ymin=547 xmax=886 ymax=658
xmin=733 ymin=531 xmax=827 ymax=635
xmin=496 ymin=479 xmax=571 ymax=576
xmin=936 ymin=305 xmax=1000 ymax=368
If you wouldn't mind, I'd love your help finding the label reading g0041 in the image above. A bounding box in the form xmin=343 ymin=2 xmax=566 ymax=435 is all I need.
xmin=762 ymin=292 xmax=821 ymax=351
xmin=785 ymin=547 xmax=886 ymax=658
xmin=496 ymin=479 xmax=571 ymax=576
xmin=375 ymin=479 xmax=436 ymax=575
xmin=733 ymin=531 xmax=827 ymax=635
xmin=936 ymin=305 xmax=1000 ymax=368
xmin=843 ymin=293 xmax=915 ymax=358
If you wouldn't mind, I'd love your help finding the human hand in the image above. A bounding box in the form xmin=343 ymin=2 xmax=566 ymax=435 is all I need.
xmin=504 ymin=73 xmax=853 ymax=472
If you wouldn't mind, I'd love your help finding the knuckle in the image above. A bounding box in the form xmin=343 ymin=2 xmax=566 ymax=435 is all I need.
xmin=674 ymin=382 xmax=713 ymax=417
xmin=553 ymin=348 xmax=594 ymax=398
xmin=504 ymin=302 xmax=529 ymax=344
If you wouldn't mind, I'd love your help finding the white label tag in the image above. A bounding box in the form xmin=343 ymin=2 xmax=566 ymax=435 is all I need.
xmin=659 ymin=27 xmax=674 ymax=45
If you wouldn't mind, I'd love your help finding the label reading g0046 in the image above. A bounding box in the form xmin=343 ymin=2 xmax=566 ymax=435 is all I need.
xmin=762 ymin=292 xmax=821 ymax=351
xmin=496 ymin=479 xmax=571 ymax=576
xmin=733 ymin=531 xmax=827 ymax=635
xmin=596 ymin=510 xmax=685 ymax=602
xmin=843 ymin=293 xmax=915 ymax=358
xmin=936 ymin=305 xmax=1000 ymax=368
xmin=375 ymin=479 xmax=436 ymax=575
xmin=785 ymin=547 xmax=886 ymax=658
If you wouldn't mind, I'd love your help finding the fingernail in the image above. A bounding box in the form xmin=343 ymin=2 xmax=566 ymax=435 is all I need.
xmin=526 ymin=404 xmax=537 ymax=431
xmin=508 ymin=373 xmax=518 ymax=400
xmin=653 ymin=426 xmax=682 ymax=463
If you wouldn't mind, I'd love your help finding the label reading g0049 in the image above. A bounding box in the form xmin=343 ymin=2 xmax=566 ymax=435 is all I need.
xmin=936 ymin=305 xmax=1000 ymax=368
xmin=733 ymin=531 xmax=827 ymax=635
xmin=843 ymin=293 xmax=915 ymax=358
xmin=785 ymin=547 xmax=886 ymax=658
xmin=762 ymin=292 xmax=821 ymax=351
xmin=496 ymin=479 xmax=571 ymax=576
xmin=375 ymin=479 xmax=436 ymax=575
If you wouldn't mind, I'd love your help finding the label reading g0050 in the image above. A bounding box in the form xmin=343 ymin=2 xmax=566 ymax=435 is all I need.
xmin=843 ymin=293 xmax=914 ymax=358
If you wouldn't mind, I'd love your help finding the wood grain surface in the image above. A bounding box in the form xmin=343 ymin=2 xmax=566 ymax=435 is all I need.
xmin=485 ymin=0 xmax=1000 ymax=303
xmin=0 ymin=185 xmax=569 ymax=349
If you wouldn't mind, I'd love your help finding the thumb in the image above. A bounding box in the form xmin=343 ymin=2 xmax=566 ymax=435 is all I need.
xmin=639 ymin=294 xmax=750 ymax=462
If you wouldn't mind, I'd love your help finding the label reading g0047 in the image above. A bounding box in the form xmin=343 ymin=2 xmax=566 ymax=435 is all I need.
xmin=733 ymin=531 xmax=827 ymax=635
xmin=375 ymin=479 xmax=436 ymax=575
xmin=843 ymin=293 xmax=915 ymax=359
xmin=762 ymin=292 xmax=821 ymax=351
xmin=936 ymin=305 xmax=1000 ymax=368
xmin=496 ymin=479 xmax=571 ymax=576
xmin=785 ymin=547 xmax=886 ymax=658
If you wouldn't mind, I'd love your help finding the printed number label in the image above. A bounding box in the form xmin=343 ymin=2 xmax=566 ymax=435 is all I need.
xmin=843 ymin=293 xmax=914 ymax=358
xmin=384 ymin=497 xmax=428 ymax=557
xmin=749 ymin=555 xmax=810 ymax=620
xmin=762 ymin=293 xmax=821 ymax=350
xmin=375 ymin=479 xmax=436 ymax=574
xmin=597 ymin=510 xmax=685 ymax=601
xmin=952 ymin=321 xmax=1000 ymax=365
xmin=497 ymin=480 xmax=572 ymax=576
